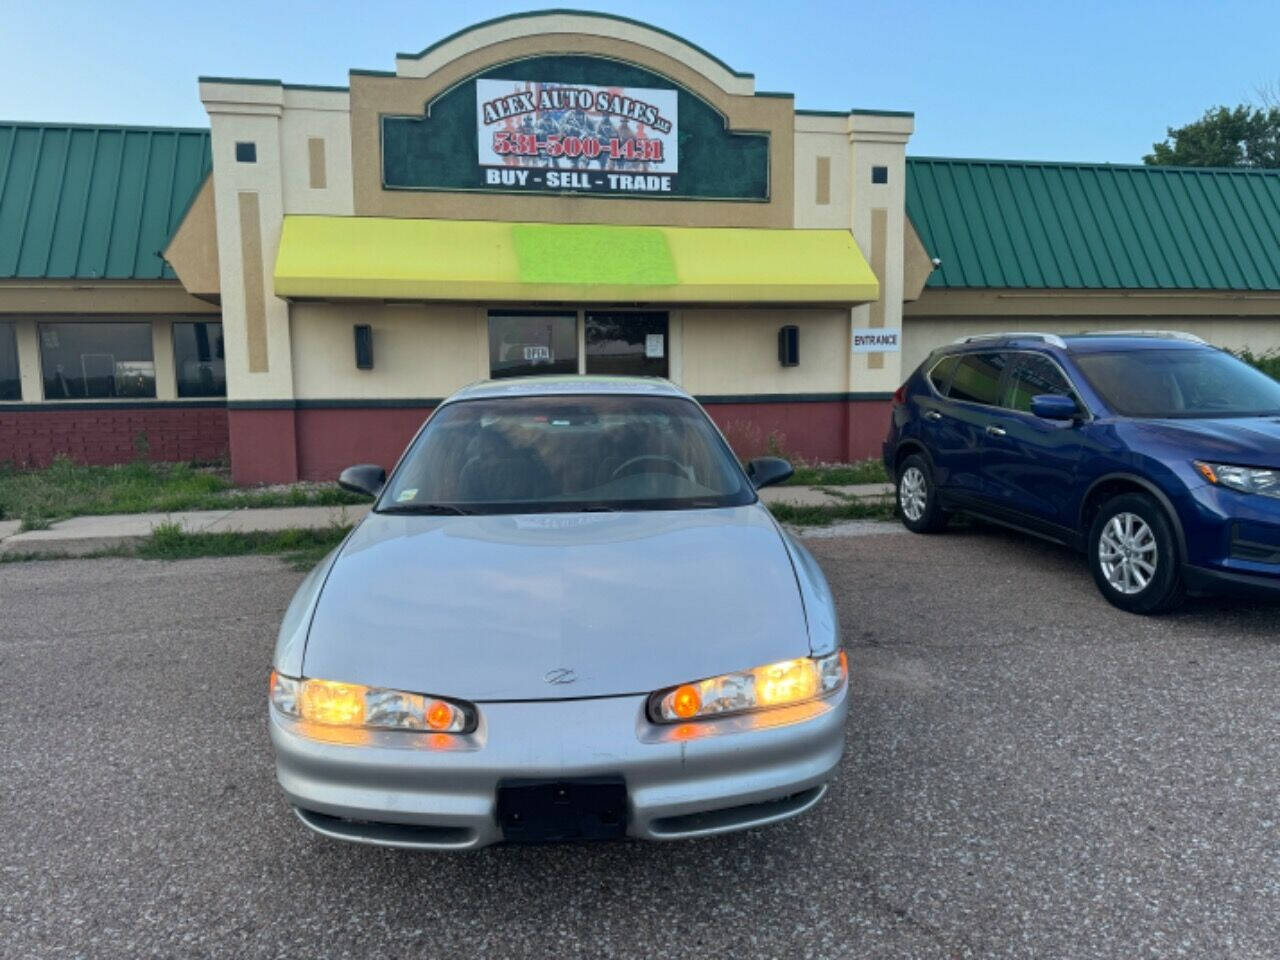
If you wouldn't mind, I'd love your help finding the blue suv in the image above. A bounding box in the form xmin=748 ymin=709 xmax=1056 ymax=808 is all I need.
xmin=883 ymin=332 xmax=1280 ymax=613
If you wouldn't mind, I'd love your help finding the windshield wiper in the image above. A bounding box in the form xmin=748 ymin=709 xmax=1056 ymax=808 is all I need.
xmin=376 ymin=503 xmax=471 ymax=516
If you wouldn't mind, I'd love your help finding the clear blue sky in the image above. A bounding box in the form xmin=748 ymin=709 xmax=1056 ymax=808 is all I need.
xmin=2 ymin=0 xmax=1277 ymax=162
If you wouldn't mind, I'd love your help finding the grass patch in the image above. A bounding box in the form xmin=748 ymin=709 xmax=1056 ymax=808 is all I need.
xmin=767 ymin=498 xmax=896 ymax=526
xmin=0 ymin=523 xmax=352 ymax=570
xmin=783 ymin=459 xmax=889 ymax=487
xmin=139 ymin=522 xmax=351 ymax=569
xmin=0 ymin=457 xmax=366 ymax=524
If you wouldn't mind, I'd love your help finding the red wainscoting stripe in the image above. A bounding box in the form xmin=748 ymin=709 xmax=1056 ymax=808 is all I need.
xmin=0 ymin=405 xmax=228 ymax=468
xmin=193 ymin=397 xmax=895 ymax=486
xmin=704 ymin=398 xmax=892 ymax=464
xmin=294 ymin=406 xmax=435 ymax=482
xmin=228 ymin=408 xmax=298 ymax=485
xmin=845 ymin=399 xmax=894 ymax=463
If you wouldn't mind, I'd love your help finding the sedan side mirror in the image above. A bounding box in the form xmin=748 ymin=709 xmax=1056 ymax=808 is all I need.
xmin=746 ymin=456 xmax=795 ymax=490
xmin=338 ymin=463 xmax=386 ymax=498
xmin=1030 ymin=394 xmax=1080 ymax=422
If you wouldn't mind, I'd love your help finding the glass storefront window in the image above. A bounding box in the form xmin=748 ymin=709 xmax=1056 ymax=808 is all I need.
xmin=39 ymin=321 xmax=155 ymax=400
xmin=173 ymin=321 xmax=226 ymax=397
xmin=488 ymin=313 xmax=577 ymax=379
xmin=0 ymin=322 xmax=19 ymax=400
xmin=585 ymin=312 xmax=669 ymax=377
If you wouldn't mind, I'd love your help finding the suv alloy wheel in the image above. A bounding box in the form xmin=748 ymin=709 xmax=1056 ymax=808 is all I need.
xmin=896 ymin=454 xmax=950 ymax=534
xmin=1087 ymin=493 xmax=1186 ymax=614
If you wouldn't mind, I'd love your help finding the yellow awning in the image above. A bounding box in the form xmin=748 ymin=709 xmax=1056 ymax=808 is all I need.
xmin=273 ymin=216 xmax=879 ymax=304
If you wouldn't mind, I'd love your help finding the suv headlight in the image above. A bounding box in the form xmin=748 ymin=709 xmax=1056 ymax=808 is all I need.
xmin=647 ymin=651 xmax=848 ymax=724
xmin=1195 ymin=461 xmax=1280 ymax=499
xmin=269 ymin=671 xmax=475 ymax=733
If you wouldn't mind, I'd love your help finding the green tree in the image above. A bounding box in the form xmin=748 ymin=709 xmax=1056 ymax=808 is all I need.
xmin=1144 ymin=104 xmax=1280 ymax=168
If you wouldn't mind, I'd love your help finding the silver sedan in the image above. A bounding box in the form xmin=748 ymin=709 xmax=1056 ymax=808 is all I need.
xmin=268 ymin=376 xmax=848 ymax=849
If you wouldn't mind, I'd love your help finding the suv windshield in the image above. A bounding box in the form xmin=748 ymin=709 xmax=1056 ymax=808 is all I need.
xmin=1075 ymin=348 xmax=1280 ymax=419
xmin=379 ymin=394 xmax=755 ymax=514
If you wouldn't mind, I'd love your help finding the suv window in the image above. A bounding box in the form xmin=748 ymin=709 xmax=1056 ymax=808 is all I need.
xmin=1075 ymin=348 xmax=1280 ymax=418
xmin=1001 ymin=354 xmax=1077 ymax=413
xmin=948 ymin=352 xmax=1007 ymax=406
xmin=927 ymin=354 xmax=959 ymax=394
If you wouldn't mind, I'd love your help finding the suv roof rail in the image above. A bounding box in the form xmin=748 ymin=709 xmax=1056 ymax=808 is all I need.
xmin=953 ymin=332 xmax=1068 ymax=349
xmin=1083 ymin=329 xmax=1208 ymax=345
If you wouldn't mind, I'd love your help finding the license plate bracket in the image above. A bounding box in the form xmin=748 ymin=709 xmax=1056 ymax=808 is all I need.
xmin=496 ymin=776 xmax=627 ymax=843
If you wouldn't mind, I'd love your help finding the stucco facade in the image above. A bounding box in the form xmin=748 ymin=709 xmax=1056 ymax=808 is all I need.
xmin=189 ymin=11 xmax=917 ymax=482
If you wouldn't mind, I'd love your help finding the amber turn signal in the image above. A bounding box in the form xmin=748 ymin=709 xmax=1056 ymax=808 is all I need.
xmin=671 ymin=684 xmax=702 ymax=719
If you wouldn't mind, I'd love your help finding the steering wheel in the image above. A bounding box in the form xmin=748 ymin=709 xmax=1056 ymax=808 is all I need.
xmin=610 ymin=455 xmax=688 ymax=480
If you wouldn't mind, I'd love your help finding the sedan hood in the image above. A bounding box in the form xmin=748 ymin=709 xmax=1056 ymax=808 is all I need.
xmin=1125 ymin=417 xmax=1280 ymax=468
xmin=302 ymin=505 xmax=811 ymax=701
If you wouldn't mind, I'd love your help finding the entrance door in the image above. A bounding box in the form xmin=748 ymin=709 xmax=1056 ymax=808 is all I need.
xmin=584 ymin=312 xmax=668 ymax=378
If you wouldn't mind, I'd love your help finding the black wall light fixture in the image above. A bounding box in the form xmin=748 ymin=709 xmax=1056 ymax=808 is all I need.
xmin=778 ymin=325 xmax=799 ymax=367
xmin=354 ymin=324 xmax=374 ymax=369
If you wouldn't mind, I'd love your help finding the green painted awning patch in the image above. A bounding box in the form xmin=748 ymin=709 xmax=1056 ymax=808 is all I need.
xmin=512 ymin=223 xmax=678 ymax=286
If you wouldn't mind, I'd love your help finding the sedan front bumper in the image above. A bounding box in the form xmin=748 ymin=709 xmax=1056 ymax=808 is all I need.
xmin=270 ymin=686 xmax=848 ymax=850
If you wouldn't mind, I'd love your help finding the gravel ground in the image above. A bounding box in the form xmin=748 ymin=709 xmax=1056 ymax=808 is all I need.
xmin=2 ymin=524 xmax=1278 ymax=959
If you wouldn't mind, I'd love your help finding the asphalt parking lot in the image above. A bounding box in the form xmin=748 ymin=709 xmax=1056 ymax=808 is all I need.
xmin=3 ymin=523 xmax=1279 ymax=959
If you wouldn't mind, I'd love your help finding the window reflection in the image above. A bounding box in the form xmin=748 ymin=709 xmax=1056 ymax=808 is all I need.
xmin=173 ymin=321 xmax=226 ymax=397
xmin=39 ymin=321 xmax=155 ymax=400
xmin=488 ymin=313 xmax=577 ymax=379
xmin=0 ymin=322 xmax=18 ymax=400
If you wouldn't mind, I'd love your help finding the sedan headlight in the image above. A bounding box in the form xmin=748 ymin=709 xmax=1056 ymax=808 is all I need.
xmin=648 ymin=651 xmax=848 ymax=724
xmin=269 ymin=671 xmax=475 ymax=733
xmin=1195 ymin=461 xmax=1280 ymax=499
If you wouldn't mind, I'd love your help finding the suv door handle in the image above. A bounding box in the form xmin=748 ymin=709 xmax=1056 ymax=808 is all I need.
xmin=924 ymin=410 xmax=943 ymax=422
xmin=985 ymin=425 xmax=1007 ymax=437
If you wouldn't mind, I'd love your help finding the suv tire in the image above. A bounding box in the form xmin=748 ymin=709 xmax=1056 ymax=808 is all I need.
xmin=896 ymin=454 xmax=949 ymax=534
xmin=1087 ymin=493 xmax=1185 ymax=614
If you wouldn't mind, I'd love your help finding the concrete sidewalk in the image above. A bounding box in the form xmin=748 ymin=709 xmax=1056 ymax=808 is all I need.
xmin=0 ymin=504 xmax=371 ymax=557
xmin=0 ymin=483 xmax=892 ymax=558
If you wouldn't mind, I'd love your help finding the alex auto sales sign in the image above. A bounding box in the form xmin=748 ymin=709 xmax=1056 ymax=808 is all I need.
xmin=476 ymin=79 xmax=678 ymax=193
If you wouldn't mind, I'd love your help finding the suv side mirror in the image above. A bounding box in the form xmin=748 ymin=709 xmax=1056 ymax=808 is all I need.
xmin=338 ymin=463 xmax=386 ymax=498
xmin=1030 ymin=394 xmax=1080 ymax=421
xmin=746 ymin=456 xmax=795 ymax=490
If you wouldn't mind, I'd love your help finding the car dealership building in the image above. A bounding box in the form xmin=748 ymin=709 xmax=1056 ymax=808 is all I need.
xmin=3 ymin=10 xmax=1279 ymax=483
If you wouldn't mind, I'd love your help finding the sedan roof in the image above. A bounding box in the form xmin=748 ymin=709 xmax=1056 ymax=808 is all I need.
xmin=444 ymin=375 xmax=689 ymax=404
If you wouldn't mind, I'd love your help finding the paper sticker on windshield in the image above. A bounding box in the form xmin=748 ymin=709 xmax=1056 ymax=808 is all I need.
xmin=396 ymin=488 xmax=418 ymax=502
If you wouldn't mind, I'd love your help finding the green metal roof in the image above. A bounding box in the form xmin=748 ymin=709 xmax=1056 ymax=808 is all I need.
xmin=906 ymin=157 xmax=1280 ymax=291
xmin=0 ymin=122 xmax=211 ymax=281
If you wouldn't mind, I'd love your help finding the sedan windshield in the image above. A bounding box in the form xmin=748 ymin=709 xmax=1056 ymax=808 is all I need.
xmin=379 ymin=395 xmax=755 ymax=513
xmin=1074 ymin=348 xmax=1280 ymax=419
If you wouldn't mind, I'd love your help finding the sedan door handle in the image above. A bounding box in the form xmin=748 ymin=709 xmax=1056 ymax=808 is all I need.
xmin=924 ymin=410 xmax=943 ymax=422
xmin=985 ymin=425 xmax=1007 ymax=437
